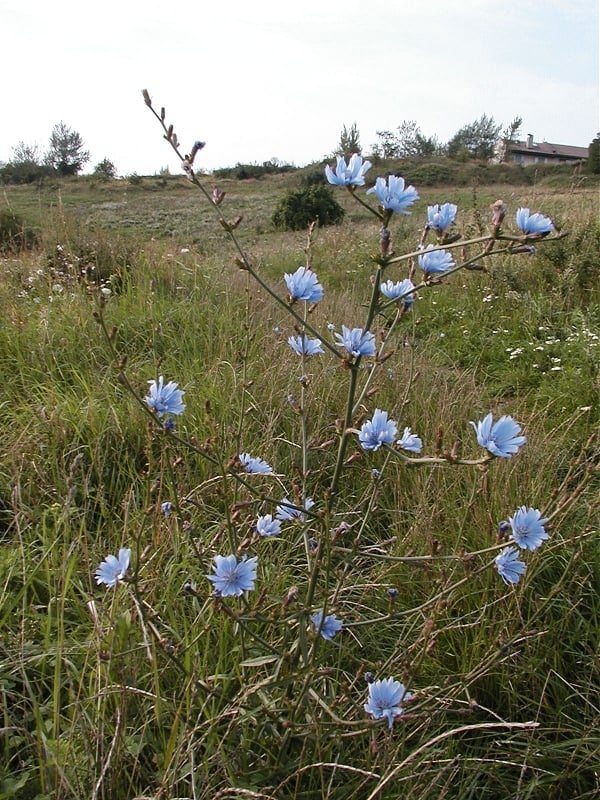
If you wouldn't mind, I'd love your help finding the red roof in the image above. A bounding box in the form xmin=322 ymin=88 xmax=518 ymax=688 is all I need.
xmin=508 ymin=139 xmax=588 ymax=160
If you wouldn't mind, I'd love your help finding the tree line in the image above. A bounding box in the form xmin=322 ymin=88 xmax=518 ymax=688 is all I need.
xmin=0 ymin=122 xmax=116 ymax=185
xmin=338 ymin=115 xmax=599 ymax=172
xmin=2 ymin=115 xmax=598 ymax=186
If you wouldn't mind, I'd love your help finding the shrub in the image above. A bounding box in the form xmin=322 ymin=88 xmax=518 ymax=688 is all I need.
xmin=300 ymin=169 xmax=327 ymax=186
xmin=213 ymin=160 xmax=297 ymax=180
xmin=272 ymin=184 xmax=345 ymax=230
xmin=0 ymin=209 xmax=37 ymax=252
xmin=93 ymin=158 xmax=117 ymax=181
xmin=0 ymin=161 xmax=56 ymax=185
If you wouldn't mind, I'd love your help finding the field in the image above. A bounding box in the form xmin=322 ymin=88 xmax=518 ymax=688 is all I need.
xmin=1 ymin=154 xmax=599 ymax=800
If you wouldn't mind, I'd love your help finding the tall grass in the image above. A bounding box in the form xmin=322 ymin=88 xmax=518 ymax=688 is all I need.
xmin=0 ymin=150 xmax=598 ymax=799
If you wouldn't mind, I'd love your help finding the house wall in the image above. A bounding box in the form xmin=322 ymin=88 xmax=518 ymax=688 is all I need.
xmin=509 ymin=153 xmax=581 ymax=165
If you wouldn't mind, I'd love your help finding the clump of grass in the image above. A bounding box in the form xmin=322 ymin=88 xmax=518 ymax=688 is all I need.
xmin=0 ymin=208 xmax=37 ymax=252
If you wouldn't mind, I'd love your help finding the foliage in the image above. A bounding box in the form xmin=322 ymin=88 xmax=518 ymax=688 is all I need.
xmin=0 ymin=140 xmax=55 ymax=184
xmin=46 ymin=121 xmax=90 ymax=176
xmin=371 ymin=120 xmax=441 ymax=159
xmin=300 ymin=168 xmax=327 ymax=186
xmin=337 ymin=122 xmax=361 ymax=157
xmin=212 ymin=158 xmax=297 ymax=180
xmin=272 ymin=183 xmax=345 ymax=229
xmin=586 ymin=134 xmax=600 ymax=174
xmin=446 ymin=113 xmax=502 ymax=160
xmin=11 ymin=140 xmax=43 ymax=164
xmin=0 ymin=159 xmax=55 ymax=185
xmin=92 ymin=157 xmax=117 ymax=181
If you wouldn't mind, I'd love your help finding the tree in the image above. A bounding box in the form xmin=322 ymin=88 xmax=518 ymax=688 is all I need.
xmin=496 ymin=116 xmax=523 ymax=162
xmin=337 ymin=123 xmax=361 ymax=157
xmin=446 ymin=114 xmax=502 ymax=160
xmin=371 ymin=130 xmax=400 ymax=159
xmin=93 ymin=158 xmax=117 ymax=181
xmin=11 ymin=141 xmax=42 ymax=166
xmin=370 ymin=121 xmax=441 ymax=160
xmin=46 ymin=122 xmax=90 ymax=176
xmin=501 ymin=116 xmax=523 ymax=145
xmin=585 ymin=134 xmax=600 ymax=174
xmin=0 ymin=140 xmax=53 ymax=184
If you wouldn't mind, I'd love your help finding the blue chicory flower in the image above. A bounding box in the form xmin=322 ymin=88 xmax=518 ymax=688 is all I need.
xmin=276 ymin=497 xmax=315 ymax=522
xmin=366 ymin=175 xmax=419 ymax=214
xmin=364 ymin=677 xmax=412 ymax=729
xmin=325 ymin=153 xmax=372 ymax=187
xmin=335 ymin=325 xmax=376 ymax=359
xmin=95 ymin=548 xmax=131 ymax=588
xmin=427 ymin=203 xmax=458 ymax=233
xmin=284 ymin=266 xmax=323 ymax=303
xmin=256 ymin=514 xmax=282 ymax=538
xmin=417 ymin=245 xmax=455 ymax=275
xmin=359 ymin=409 xmax=398 ymax=452
xmin=206 ymin=554 xmax=258 ymax=596
xmin=470 ymin=413 xmax=526 ymax=459
xmin=145 ymin=376 xmax=186 ymax=418
xmin=495 ymin=546 xmax=526 ymax=585
xmin=288 ymin=334 xmax=324 ymax=356
xmin=239 ymin=453 xmax=274 ymax=474
xmin=380 ymin=278 xmax=416 ymax=309
xmin=508 ymin=506 xmax=549 ymax=551
xmin=397 ymin=426 xmax=422 ymax=453
xmin=311 ymin=610 xmax=343 ymax=641
xmin=515 ymin=207 xmax=554 ymax=236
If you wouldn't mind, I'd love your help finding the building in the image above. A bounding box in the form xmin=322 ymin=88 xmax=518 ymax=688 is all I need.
xmin=503 ymin=134 xmax=589 ymax=166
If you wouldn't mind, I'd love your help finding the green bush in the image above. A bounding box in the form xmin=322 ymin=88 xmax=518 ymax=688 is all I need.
xmin=213 ymin=159 xmax=297 ymax=180
xmin=272 ymin=184 xmax=345 ymax=230
xmin=300 ymin=169 xmax=327 ymax=186
xmin=0 ymin=209 xmax=37 ymax=252
xmin=0 ymin=161 xmax=56 ymax=185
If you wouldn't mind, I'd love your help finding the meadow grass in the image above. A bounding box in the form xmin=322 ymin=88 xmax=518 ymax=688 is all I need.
xmin=0 ymin=163 xmax=599 ymax=800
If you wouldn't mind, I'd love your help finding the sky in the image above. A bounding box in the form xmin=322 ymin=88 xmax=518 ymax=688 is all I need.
xmin=1 ymin=0 xmax=598 ymax=175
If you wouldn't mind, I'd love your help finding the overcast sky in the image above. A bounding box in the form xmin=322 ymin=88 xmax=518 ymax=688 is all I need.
xmin=2 ymin=0 xmax=598 ymax=175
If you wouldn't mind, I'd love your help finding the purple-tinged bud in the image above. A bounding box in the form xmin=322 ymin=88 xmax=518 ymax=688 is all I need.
xmin=142 ymin=89 xmax=152 ymax=106
xmin=497 ymin=520 xmax=511 ymax=543
xmin=490 ymin=200 xmax=507 ymax=231
xmin=510 ymin=244 xmax=538 ymax=255
xmin=212 ymin=187 xmax=226 ymax=206
xmin=189 ymin=140 xmax=206 ymax=164
xmin=282 ymin=585 xmax=298 ymax=609
xmin=379 ymin=227 xmax=392 ymax=256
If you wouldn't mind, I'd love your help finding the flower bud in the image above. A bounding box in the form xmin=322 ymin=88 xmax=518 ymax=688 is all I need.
xmin=490 ymin=200 xmax=507 ymax=230
xmin=212 ymin=187 xmax=226 ymax=205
